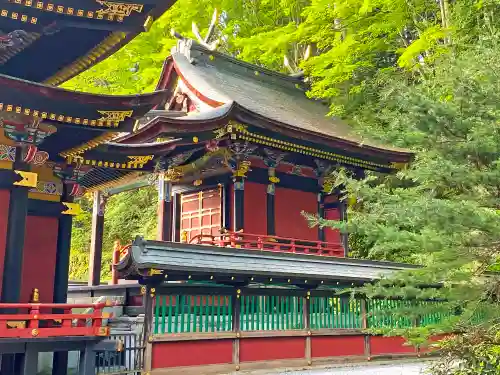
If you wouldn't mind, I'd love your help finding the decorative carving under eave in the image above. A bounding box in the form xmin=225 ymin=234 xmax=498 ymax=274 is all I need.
xmin=214 ymin=122 xmax=248 ymax=139
xmin=0 ymin=115 xmax=56 ymax=145
xmin=314 ymin=159 xmax=336 ymax=194
xmin=228 ymin=141 xmax=257 ymax=160
xmin=232 ymin=160 xmax=251 ymax=178
xmin=22 ymin=145 xmax=49 ymax=165
xmin=127 ymin=155 xmax=153 ymax=169
xmin=263 ymin=148 xmax=287 ymax=167
xmin=162 ymin=168 xmax=183 ymax=182
xmin=95 ymin=1 xmax=144 ymax=19
xmin=321 ymin=175 xmax=336 ymax=194
xmin=97 ymin=110 xmax=133 ymax=124
xmin=69 ymin=183 xmax=85 ymax=197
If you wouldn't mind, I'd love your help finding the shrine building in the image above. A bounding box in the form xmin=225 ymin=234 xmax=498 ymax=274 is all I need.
xmin=0 ymin=3 xmax=438 ymax=374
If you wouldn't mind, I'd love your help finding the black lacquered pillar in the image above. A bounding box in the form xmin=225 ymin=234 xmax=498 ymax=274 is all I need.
xmin=1 ymin=147 xmax=34 ymax=375
xmin=88 ymin=190 xmax=105 ymax=286
xmin=233 ymin=177 xmax=244 ymax=231
xmin=157 ymin=173 xmax=173 ymax=241
xmin=1 ymin=149 xmax=31 ymax=304
xmin=53 ymin=183 xmax=73 ymax=304
xmin=340 ymin=200 xmax=349 ymax=257
xmin=317 ymin=192 xmax=325 ymax=242
xmin=266 ymin=168 xmax=277 ymax=236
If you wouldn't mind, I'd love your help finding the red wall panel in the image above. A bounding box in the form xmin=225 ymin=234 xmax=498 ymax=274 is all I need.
xmin=240 ymin=337 xmax=305 ymax=362
xmin=244 ymin=182 xmax=267 ymax=235
xmin=324 ymin=207 xmax=341 ymax=244
xmin=420 ymin=334 xmax=449 ymax=353
xmin=311 ymin=335 xmax=365 ymax=358
xmin=21 ymin=216 xmax=58 ymax=302
xmin=151 ymin=340 xmax=233 ymax=368
xmin=370 ymin=336 xmax=416 ymax=355
xmin=275 ymin=188 xmax=317 ymax=240
xmin=0 ymin=190 xmax=9 ymax=296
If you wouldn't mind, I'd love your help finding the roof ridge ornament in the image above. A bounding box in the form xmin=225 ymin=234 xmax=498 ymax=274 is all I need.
xmin=284 ymin=45 xmax=311 ymax=77
xmin=192 ymin=9 xmax=219 ymax=51
xmin=171 ymin=9 xmax=220 ymax=54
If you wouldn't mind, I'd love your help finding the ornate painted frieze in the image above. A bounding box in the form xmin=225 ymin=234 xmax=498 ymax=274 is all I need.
xmin=0 ymin=144 xmax=15 ymax=162
xmin=30 ymin=181 xmax=63 ymax=196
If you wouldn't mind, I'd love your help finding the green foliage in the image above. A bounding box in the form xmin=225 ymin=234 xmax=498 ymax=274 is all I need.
xmin=69 ymin=187 xmax=157 ymax=281
xmin=309 ymin=34 xmax=500 ymax=373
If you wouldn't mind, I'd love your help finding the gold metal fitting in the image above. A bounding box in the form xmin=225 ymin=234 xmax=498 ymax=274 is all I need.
xmin=31 ymin=288 xmax=40 ymax=303
xmin=307 ymin=360 xmax=312 ymax=366
xmin=235 ymin=365 xmax=240 ymax=371
xmin=116 ymin=340 xmax=124 ymax=352
xmin=31 ymin=329 xmax=39 ymax=337
xmin=236 ymin=332 xmax=240 ymax=338
xmin=97 ymin=327 xmax=110 ymax=336
xmin=140 ymin=286 xmax=146 ymax=295
xmin=308 ymin=330 xmax=311 ymax=336
xmin=33 ymin=315 xmax=38 ymax=320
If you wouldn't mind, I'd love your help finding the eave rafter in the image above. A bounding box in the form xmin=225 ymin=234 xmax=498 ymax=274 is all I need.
xmin=59 ymin=132 xmax=120 ymax=158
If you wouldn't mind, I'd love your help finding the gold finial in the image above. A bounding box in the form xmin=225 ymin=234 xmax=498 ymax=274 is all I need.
xmin=31 ymin=288 xmax=40 ymax=303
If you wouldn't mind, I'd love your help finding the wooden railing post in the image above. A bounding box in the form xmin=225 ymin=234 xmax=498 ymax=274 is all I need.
xmin=316 ymin=242 xmax=322 ymax=256
xmin=304 ymin=291 xmax=312 ymax=366
xmin=111 ymin=240 xmax=121 ymax=285
xmin=143 ymin=285 xmax=155 ymax=374
xmin=233 ymin=289 xmax=241 ymax=371
xmin=361 ymin=298 xmax=368 ymax=329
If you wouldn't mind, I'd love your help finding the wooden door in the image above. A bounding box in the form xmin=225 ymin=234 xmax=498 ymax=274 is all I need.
xmin=180 ymin=188 xmax=222 ymax=242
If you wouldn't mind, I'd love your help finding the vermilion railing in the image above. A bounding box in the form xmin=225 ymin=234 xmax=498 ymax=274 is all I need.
xmin=189 ymin=230 xmax=345 ymax=257
xmin=0 ymin=302 xmax=112 ymax=338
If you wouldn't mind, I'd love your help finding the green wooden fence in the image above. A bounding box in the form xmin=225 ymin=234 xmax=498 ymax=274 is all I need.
xmin=310 ymin=296 xmax=362 ymax=329
xmin=239 ymin=295 xmax=304 ymax=330
xmin=154 ymin=295 xmax=233 ymax=334
xmin=153 ymin=292 xmax=452 ymax=335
